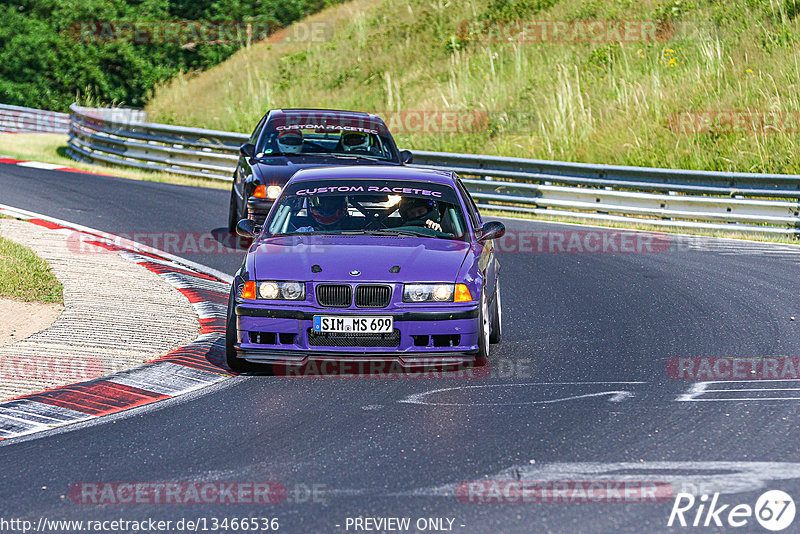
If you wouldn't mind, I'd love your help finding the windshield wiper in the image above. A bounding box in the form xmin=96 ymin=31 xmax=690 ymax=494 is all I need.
xmin=342 ymin=229 xmax=427 ymax=237
xmin=273 ymin=152 xmax=384 ymax=162
xmin=325 ymin=154 xmax=381 ymax=162
xmin=278 ymin=231 xmax=330 ymax=236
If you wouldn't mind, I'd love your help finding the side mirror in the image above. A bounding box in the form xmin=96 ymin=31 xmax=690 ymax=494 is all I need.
xmin=236 ymin=218 xmax=258 ymax=238
xmin=400 ymin=150 xmax=413 ymax=164
xmin=477 ymin=221 xmax=505 ymax=243
xmin=240 ymin=143 xmax=256 ymax=159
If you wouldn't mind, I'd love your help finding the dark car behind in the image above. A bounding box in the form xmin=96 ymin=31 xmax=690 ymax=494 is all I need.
xmin=228 ymin=108 xmax=413 ymax=230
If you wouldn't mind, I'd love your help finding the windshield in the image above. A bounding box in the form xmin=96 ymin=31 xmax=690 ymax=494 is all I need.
xmin=257 ymin=117 xmax=398 ymax=161
xmin=265 ymin=179 xmax=468 ymax=240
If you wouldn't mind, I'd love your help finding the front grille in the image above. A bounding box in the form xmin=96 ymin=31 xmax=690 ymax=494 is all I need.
xmin=316 ymin=284 xmax=352 ymax=307
xmin=355 ymin=285 xmax=392 ymax=308
xmin=307 ymin=329 xmax=401 ymax=347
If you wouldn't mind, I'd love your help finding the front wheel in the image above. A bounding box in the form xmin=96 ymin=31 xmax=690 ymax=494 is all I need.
xmin=226 ymin=284 xmax=256 ymax=372
xmin=227 ymin=185 xmax=241 ymax=234
xmin=477 ymin=290 xmax=491 ymax=360
xmin=489 ymin=282 xmax=502 ymax=344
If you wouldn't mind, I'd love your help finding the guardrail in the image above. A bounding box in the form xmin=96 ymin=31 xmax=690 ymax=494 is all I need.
xmin=65 ymin=104 xmax=800 ymax=235
xmin=0 ymin=104 xmax=69 ymax=134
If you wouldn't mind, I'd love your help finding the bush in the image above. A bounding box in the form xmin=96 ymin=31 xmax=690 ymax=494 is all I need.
xmin=0 ymin=0 xmax=337 ymax=110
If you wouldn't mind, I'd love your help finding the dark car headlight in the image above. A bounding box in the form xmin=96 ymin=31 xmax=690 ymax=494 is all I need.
xmin=252 ymin=185 xmax=283 ymax=200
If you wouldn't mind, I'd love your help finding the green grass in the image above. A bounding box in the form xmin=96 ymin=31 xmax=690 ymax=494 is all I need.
xmin=146 ymin=0 xmax=800 ymax=175
xmin=0 ymin=134 xmax=229 ymax=190
xmin=0 ymin=235 xmax=63 ymax=303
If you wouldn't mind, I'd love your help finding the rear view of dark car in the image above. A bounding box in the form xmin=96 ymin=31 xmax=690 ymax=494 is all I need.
xmin=227 ymin=109 xmax=413 ymax=230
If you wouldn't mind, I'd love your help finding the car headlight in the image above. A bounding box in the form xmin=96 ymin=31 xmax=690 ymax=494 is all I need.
xmin=252 ymin=185 xmax=267 ymax=199
xmin=251 ymin=185 xmax=281 ymax=200
xmin=257 ymin=281 xmax=305 ymax=300
xmin=267 ymin=185 xmax=282 ymax=199
xmin=403 ymin=284 xmax=454 ymax=303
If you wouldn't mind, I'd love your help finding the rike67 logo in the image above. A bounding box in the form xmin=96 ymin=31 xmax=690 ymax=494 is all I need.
xmin=668 ymin=490 xmax=795 ymax=531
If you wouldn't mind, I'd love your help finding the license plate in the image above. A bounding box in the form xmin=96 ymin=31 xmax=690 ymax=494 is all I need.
xmin=313 ymin=316 xmax=393 ymax=333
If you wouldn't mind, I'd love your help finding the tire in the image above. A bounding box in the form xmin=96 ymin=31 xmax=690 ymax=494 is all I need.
xmin=227 ymin=185 xmax=241 ymax=233
xmin=226 ymin=284 xmax=256 ymax=373
xmin=477 ymin=289 xmax=491 ymax=360
xmin=489 ymin=282 xmax=502 ymax=344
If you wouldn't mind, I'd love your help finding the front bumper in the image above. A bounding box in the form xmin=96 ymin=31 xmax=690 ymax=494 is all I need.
xmin=234 ymin=303 xmax=481 ymax=369
xmin=246 ymin=198 xmax=274 ymax=223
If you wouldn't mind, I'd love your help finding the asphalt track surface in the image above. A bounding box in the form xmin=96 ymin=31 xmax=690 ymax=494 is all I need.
xmin=2 ymin=164 xmax=800 ymax=533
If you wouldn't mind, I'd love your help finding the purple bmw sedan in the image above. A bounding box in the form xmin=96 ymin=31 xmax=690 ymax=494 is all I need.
xmin=226 ymin=166 xmax=505 ymax=374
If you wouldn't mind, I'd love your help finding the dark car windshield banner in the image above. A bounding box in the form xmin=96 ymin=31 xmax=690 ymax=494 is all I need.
xmin=287 ymin=180 xmax=459 ymax=203
xmin=266 ymin=114 xmax=390 ymax=135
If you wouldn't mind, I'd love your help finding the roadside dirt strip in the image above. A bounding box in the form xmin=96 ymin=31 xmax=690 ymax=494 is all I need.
xmin=0 ymin=205 xmax=236 ymax=441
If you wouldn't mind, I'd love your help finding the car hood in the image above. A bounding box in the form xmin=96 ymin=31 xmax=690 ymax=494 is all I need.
xmin=253 ymin=156 xmax=400 ymax=185
xmin=248 ymin=235 xmax=471 ymax=283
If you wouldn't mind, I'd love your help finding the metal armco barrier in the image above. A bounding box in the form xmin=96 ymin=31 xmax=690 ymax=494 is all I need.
xmin=0 ymin=104 xmax=69 ymax=133
xmin=68 ymin=104 xmax=244 ymax=181
xmin=64 ymin=104 xmax=800 ymax=235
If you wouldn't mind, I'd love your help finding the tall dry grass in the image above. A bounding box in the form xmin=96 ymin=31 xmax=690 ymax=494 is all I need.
xmin=146 ymin=0 xmax=800 ymax=173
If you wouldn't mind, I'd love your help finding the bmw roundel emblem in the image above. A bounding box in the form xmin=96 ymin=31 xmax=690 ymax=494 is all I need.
xmin=350 ymin=270 xmax=361 ymax=276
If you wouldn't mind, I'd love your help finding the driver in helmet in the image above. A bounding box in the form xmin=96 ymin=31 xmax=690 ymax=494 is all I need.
xmin=399 ymin=197 xmax=442 ymax=232
xmin=295 ymin=196 xmax=351 ymax=232
xmin=276 ymin=130 xmax=304 ymax=154
xmin=341 ymin=132 xmax=371 ymax=153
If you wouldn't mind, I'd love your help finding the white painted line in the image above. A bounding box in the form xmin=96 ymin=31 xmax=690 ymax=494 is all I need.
xmin=684 ymin=397 xmax=800 ymax=401
xmin=675 ymin=382 xmax=708 ymax=401
xmin=676 ymin=380 xmax=800 ymax=401
xmin=16 ymin=161 xmax=65 ymax=170
xmin=705 ymin=387 xmax=800 ymax=392
xmin=704 ymin=378 xmax=800 ymax=384
xmin=400 ymin=382 xmax=645 ymax=406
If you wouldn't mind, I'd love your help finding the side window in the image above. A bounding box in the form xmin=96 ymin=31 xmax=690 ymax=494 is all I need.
xmin=249 ymin=115 xmax=268 ymax=145
xmin=456 ymin=178 xmax=481 ymax=229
